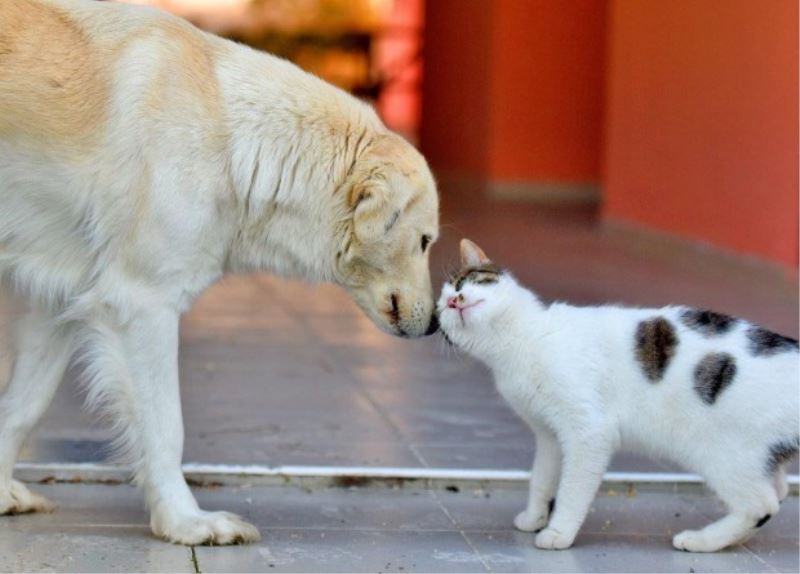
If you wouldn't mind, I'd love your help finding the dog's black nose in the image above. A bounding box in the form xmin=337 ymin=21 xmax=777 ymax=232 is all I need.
xmin=424 ymin=313 xmax=439 ymax=336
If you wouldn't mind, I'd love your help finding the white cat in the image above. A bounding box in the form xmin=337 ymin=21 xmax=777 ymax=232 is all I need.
xmin=437 ymin=239 xmax=799 ymax=553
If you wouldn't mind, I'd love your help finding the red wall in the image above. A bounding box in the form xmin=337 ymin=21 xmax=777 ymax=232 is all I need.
xmin=603 ymin=0 xmax=799 ymax=266
xmin=420 ymin=0 xmax=607 ymax=183
xmin=419 ymin=0 xmax=493 ymax=176
xmin=487 ymin=0 xmax=607 ymax=181
xmin=420 ymin=0 xmax=797 ymax=267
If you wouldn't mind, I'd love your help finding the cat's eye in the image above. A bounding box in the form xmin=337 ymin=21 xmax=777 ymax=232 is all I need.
xmin=421 ymin=234 xmax=431 ymax=253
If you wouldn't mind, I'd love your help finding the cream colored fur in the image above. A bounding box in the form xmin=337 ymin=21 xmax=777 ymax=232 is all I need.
xmin=0 ymin=0 xmax=438 ymax=544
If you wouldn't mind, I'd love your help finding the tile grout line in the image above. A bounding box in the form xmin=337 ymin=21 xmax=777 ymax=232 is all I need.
xmin=190 ymin=546 xmax=202 ymax=574
xmin=427 ymin=489 xmax=493 ymax=573
xmin=740 ymin=543 xmax=780 ymax=574
xmin=457 ymin=530 xmax=494 ymax=574
xmin=336 ymin=375 xmax=432 ymax=469
xmin=408 ymin=443 xmax=432 ymax=468
xmin=307 ymin=320 xmax=433 ymax=470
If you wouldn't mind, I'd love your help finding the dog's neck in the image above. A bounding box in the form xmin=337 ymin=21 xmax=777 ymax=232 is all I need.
xmin=218 ymin=49 xmax=382 ymax=284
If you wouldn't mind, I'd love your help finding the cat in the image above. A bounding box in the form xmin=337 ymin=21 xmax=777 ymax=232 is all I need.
xmin=436 ymin=238 xmax=799 ymax=552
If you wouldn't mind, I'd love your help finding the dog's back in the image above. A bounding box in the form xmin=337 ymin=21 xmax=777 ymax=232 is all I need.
xmin=0 ymin=0 xmax=235 ymax=310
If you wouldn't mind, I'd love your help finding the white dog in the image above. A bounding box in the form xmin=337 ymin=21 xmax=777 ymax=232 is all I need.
xmin=0 ymin=0 xmax=439 ymax=544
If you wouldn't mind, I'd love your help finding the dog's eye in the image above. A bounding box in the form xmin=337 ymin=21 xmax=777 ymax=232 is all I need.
xmin=421 ymin=234 xmax=431 ymax=252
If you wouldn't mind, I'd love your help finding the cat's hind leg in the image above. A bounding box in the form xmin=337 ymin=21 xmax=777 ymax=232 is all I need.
xmin=514 ymin=426 xmax=561 ymax=532
xmin=673 ymin=470 xmax=779 ymax=553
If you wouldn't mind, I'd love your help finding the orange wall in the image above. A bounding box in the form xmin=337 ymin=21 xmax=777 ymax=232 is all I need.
xmin=375 ymin=0 xmax=424 ymax=140
xmin=603 ymin=0 xmax=799 ymax=266
xmin=419 ymin=0 xmax=492 ymax=176
xmin=420 ymin=0 xmax=607 ymax=183
xmin=487 ymin=0 xmax=607 ymax=181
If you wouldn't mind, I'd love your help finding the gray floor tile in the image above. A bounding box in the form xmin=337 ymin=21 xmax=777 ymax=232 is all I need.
xmin=580 ymin=490 xmax=713 ymax=537
xmin=433 ymin=487 xmax=710 ymax=536
xmin=415 ymin=444 xmax=535 ymax=470
xmin=4 ymin=483 xmax=149 ymax=531
xmin=3 ymin=483 xmax=795 ymax=573
xmin=436 ymin=486 xmax=799 ymax=544
xmin=193 ymin=485 xmax=454 ymax=532
xmin=0 ymin=529 xmax=193 ymax=573
xmin=195 ymin=530 xmax=486 ymax=573
xmin=0 ymin=484 xmax=191 ymax=573
xmin=464 ymin=531 xmax=777 ymax=573
xmin=744 ymin=536 xmax=800 ymax=573
xmin=185 ymin=439 xmax=423 ymax=468
xmin=387 ymin=405 xmax=532 ymax=448
xmin=20 ymin=437 xmax=112 ymax=464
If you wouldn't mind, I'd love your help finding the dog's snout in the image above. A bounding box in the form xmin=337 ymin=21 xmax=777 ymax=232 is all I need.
xmin=424 ymin=313 xmax=439 ymax=336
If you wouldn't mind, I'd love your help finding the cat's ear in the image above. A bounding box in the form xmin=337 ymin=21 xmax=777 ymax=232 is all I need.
xmin=460 ymin=238 xmax=491 ymax=267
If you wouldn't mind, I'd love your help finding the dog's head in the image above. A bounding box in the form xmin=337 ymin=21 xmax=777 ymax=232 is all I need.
xmin=336 ymin=133 xmax=439 ymax=338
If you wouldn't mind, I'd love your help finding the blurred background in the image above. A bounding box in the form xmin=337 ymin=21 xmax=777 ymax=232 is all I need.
xmin=123 ymin=0 xmax=798 ymax=271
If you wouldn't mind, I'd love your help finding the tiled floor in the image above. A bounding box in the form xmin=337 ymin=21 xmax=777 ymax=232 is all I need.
xmin=1 ymin=483 xmax=797 ymax=573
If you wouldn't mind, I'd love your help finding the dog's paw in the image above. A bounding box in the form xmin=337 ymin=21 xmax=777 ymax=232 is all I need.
xmin=151 ymin=508 xmax=261 ymax=546
xmin=534 ymin=527 xmax=574 ymax=550
xmin=514 ymin=509 xmax=548 ymax=532
xmin=0 ymin=480 xmax=56 ymax=516
xmin=672 ymin=529 xmax=723 ymax=553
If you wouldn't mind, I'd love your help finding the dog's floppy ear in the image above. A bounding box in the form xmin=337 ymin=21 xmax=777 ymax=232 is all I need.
xmin=349 ymin=170 xmax=409 ymax=243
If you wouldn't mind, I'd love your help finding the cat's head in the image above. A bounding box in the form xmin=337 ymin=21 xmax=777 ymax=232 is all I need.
xmin=436 ymin=239 xmax=516 ymax=346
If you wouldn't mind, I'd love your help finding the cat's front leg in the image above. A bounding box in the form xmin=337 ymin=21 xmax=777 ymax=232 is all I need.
xmin=514 ymin=426 xmax=561 ymax=532
xmin=535 ymin=430 xmax=612 ymax=550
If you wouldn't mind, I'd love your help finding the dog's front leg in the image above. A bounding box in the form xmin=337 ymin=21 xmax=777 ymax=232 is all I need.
xmin=117 ymin=307 xmax=260 ymax=545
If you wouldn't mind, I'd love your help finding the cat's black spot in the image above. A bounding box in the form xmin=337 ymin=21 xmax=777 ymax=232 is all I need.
xmin=746 ymin=326 xmax=799 ymax=357
xmin=680 ymin=308 xmax=738 ymax=336
xmin=766 ymin=437 xmax=799 ymax=474
xmin=548 ymin=497 xmax=556 ymax=515
xmin=755 ymin=514 xmax=772 ymax=528
xmin=635 ymin=317 xmax=679 ymax=382
xmin=693 ymin=353 xmax=737 ymax=405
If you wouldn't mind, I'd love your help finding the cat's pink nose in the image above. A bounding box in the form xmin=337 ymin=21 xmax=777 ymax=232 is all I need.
xmin=447 ymin=296 xmax=459 ymax=309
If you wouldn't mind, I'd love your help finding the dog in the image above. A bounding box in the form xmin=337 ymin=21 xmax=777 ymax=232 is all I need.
xmin=0 ymin=0 xmax=439 ymax=544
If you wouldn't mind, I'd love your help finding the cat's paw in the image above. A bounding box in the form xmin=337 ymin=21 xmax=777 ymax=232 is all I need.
xmin=672 ymin=529 xmax=723 ymax=553
xmin=514 ymin=509 xmax=548 ymax=532
xmin=535 ymin=527 xmax=574 ymax=550
xmin=0 ymin=480 xmax=56 ymax=515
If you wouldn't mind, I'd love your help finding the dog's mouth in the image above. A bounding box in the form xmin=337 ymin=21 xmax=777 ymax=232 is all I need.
xmin=383 ymin=294 xmax=438 ymax=338
xmin=389 ymin=294 xmax=401 ymax=324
